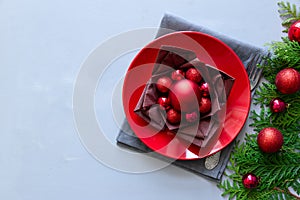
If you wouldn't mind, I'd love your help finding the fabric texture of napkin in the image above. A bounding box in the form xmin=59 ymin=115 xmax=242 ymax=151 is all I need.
xmin=116 ymin=13 xmax=269 ymax=181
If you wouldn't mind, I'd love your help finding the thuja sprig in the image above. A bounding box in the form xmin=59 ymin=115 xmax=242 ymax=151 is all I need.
xmin=254 ymin=82 xmax=300 ymax=128
xmin=262 ymin=39 xmax=300 ymax=83
xmin=219 ymin=3 xmax=300 ymax=198
xmin=278 ymin=1 xmax=300 ymax=32
xmin=218 ymin=123 xmax=300 ymax=200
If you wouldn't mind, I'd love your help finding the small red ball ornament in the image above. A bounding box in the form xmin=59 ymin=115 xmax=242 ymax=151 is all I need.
xmin=156 ymin=76 xmax=172 ymax=93
xmin=275 ymin=68 xmax=300 ymax=94
xmin=242 ymin=173 xmax=259 ymax=189
xmin=199 ymin=82 xmax=210 ymax=97
xmin=169 ymin=79 xmax=201 ymax=112
xmin=270 ymin=98 xmax=287 ymax=113
xmin=157 ymin=96 xmax=171 ymax=111
xmin=257 ymin=127 xmax=284 ymax=153
xmin=185 ymin=68 xmax=202 ymax=83
xmin=171 ymin=70 xmax=185 ymax=81
xmin=166 ymin=108 xmax=181 ymax=124
xmin=199 ymin=97 xmax=211 ymax=114
xmin=288 ymin=20 xmax=300 ymax=42
xmin=185 ymin=111 xmax=199 ymax=123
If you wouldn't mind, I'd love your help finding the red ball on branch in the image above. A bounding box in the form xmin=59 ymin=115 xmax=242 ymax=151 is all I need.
xmin=242 ymin=173 xmax=260 ymax=189
xmin=275 ymin=68 xmax=300 ymax=94
xmin=270 ymin=98 xmax=287 ymax=113
xmin=288 ymin=20 xmax=300 ymax=43
xmin=257 ymin=127 xmax=283 ymax=153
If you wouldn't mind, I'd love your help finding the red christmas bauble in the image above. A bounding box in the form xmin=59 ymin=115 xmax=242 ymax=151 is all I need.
xmin=157 ymin=96 xmax=170 ymax=111
xmin=169 ymin=79 xmax=201 ymax=112
xmin=156 ymin=76 xmax=172 ymax=93
xmin=199 ymin=97 xmax=211 ymax=114
xmin=166 ymin=108 xmax=181 ymax=124
xmin=270 ymin=98 xmax=287 ymax=113
xmin=257 ymin=127 xmax=283 ymax=153
xmin=171 ymin=70 xmax=185 ymax=81
xmin=275 ymin=68 xmax=300 ymax=94
xmin=185 ymin=111 xmax=199 ymax=123
xmin=288 ymin=20 xmax=300 ymax=42
xmin=185 ymin=68 xmax=202 ymax=83
xmin=199 ymin=82 xmax=210 ymax=97
xmin=242 ymin=173 xmax=259 ymax=189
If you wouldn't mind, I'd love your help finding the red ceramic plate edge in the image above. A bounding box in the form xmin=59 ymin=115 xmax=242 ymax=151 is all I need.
xmin=122 ymin=31 xmax=251 ymax=160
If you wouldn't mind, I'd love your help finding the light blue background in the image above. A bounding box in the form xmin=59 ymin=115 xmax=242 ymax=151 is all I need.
xmin=0 ymin=0 xmax=297 ymax=199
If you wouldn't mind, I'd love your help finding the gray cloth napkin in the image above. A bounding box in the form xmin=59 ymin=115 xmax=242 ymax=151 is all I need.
xmin=116 ymin=13 xmax=269 ymax=181
xmin=156 ymin=13 xmax=269 ymax=68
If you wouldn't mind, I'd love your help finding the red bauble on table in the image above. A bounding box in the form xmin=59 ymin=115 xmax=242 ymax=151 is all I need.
xmin=275 ymin=68 xmax=300 ymax=94
xmin=199 ymin=82 xmax=210 ymax=97
xmin=242 ymin=173 xmax=260 ymax=189
xmin=257 ymin=127 xmax=284 ymax=153
xmin=171 ymin=69 xmax=185 ymax=81
xmin=185 ymin=68 xmax=202 ymax=83
xmin=199 ymin=97 xmax=211 ymax=114
xmin=157 ymin=96 xmax=171 ymax=111
xmin=288 ymin=20 xmax=300 ymax=42
xmin=185 ymin=111 xmax=199 ymax=123
xmin=156 ymin=76 xmax=172 ymax=93
xmin=270 ymin=98 xmax=287 ymax=113
xmin=169 ymin=79 xmax=201 ymax=112
xmin=166 ymin=108 xmax=181 ymax=124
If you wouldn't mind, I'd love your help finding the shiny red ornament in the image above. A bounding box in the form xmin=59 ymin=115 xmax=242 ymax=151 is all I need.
xmin=275 ymin=68 xmax=300 ymax=94
xmin=199 ymin=97 xmax=211 ymax=114
xmin=242 ymin=173 xmax=259 ymax=189
xmin=157 ymin=96 xmax=170 ymax=111
xmin=166 ymin=108 xmax=181 ymax=124
xmin=185 ymin=111 xmax=199 ymax=123
xmin=185 ymin=68 xmax=202 ymax=83
xmin=169 ymin=79 xmax=201 ymax=112
xmin=199 ymin=82 xmax=210 ymax=97
xmin=171 ymin=70 xmax=185 ymax=81
xmin=270 ymin=98 xmax=287 ymax=113
xmin=156 ymin=76 xmax=172 ymax=93
xmin=257 ymin=127 xmax=283 ymax=153
xmin=288 ymin=20 xmax=300 ymax=42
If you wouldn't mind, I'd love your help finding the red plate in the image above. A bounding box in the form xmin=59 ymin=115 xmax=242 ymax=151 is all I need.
xmin=122 ymin=31 xmax=250 ymax=160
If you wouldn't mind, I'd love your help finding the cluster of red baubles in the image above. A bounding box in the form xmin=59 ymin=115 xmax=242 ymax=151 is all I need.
xmin=263 ymin=68 xmax=300 ymax=153
xmin=155 ymin=68 xmax=211 ymax=124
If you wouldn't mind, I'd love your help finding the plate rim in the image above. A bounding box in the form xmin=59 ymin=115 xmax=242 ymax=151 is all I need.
xmin=122 ymin=31 xmax=251 ymax=160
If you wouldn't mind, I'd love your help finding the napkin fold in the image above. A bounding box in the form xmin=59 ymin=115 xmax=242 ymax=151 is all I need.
xmin=117 ymin=13 xmax=269 ymax=181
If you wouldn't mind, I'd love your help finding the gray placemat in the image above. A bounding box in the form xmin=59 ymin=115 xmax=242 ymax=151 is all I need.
xmin=117 ymin=120 xmax=232 ymax=181
xmin=116 ymin=13 xmax=269 ymax=181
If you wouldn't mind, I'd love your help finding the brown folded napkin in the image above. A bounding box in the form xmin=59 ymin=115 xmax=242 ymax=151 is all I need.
xmin=134 ymin=45 xmax=235 ymax=148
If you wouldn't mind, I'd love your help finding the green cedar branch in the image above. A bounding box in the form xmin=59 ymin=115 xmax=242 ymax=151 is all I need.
xmin=278 ymin=1 xmax=300 ymax=32
xmin=219 ymin=3 xmax=300 ymax=199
